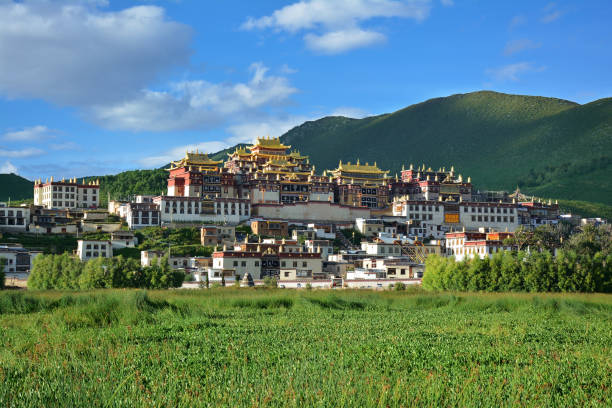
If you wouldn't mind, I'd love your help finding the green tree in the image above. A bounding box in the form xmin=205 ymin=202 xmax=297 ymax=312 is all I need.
xmin=0 ymin=258 xmax=5 ymax=289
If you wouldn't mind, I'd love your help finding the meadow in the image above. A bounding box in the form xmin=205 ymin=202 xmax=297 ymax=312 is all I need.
xmin=0 ymin=288 xmax=610 ymax=407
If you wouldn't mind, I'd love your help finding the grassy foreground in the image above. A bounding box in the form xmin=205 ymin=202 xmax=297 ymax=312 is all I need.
xmin=0 ymin=289 xmax=610 ymax=407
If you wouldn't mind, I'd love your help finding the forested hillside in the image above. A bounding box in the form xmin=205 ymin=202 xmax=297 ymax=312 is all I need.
xmin=278 ymin=91 xmax=612 ymax=205
xmin=0 ymin=174 xmax=33 ymax=201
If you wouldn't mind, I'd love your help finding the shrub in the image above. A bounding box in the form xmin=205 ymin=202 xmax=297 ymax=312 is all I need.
xmin=263 ymin=276 xmax=278 ymax=288
xmin=394 ymin=282 xmax=406 ymax=291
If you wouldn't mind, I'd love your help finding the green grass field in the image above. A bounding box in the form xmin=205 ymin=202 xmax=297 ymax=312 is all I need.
xmin=0 ymin=289 xmax=610 ymax=407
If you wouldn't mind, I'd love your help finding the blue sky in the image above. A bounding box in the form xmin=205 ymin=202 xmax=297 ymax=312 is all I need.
xmin=0 ymin=0 xmax=610 ymax=179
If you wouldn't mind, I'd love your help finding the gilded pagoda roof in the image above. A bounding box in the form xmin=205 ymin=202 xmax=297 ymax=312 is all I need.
xmin=228 ymin=147 xmax=250 ymax=157
xmin=333 ymin=159 xmax=388 ymax=174
xmin=249 ymin=136 xmax=290 ymax=150
xmin=265 ymin=156 xmax=292 ymax=167
xmin=288 ymin=150 xmax=308 ymax=159
xmin=170 ymin=151 xmax=222 ymax=169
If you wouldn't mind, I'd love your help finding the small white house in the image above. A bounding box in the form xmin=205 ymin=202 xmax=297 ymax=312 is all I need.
xmin=77 ymin=240 xmax=112 ymax=261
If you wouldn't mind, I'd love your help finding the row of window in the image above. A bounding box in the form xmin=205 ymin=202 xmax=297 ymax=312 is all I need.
xmin=464 ymin=206 xmax=514 ymax=214
xmin=408 ymin=205 xmax=440 ymax=212
xmin=361 ymin=188 xmax=378 ymax=195
xmin=0 ymin=210 xmax=23 ymax=217
xmin=471 ymin=215 xmax=515 ymax=223
xmin=0 ymin=218 xmax=25 ymax=225
xmin=410 ymin=213 xmax=434 ymax=220
xmin=230 ymin=260 xmax=311 ymax=268
xmin=85 ymin=244 xmax=107 ymax=250
xmin=282 ymin=185 xmax=309 ymax=192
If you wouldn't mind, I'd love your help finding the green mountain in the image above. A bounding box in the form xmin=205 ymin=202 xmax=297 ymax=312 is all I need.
xmin=278 ymin=91 xmax=612 ymax=206
xmin=0 ymin=173 xmax=34 ymax=202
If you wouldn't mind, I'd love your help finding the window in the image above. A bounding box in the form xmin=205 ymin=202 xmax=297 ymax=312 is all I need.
xmin=241 ymin=261 xmax=246 ymax=267
xmin=281 ymin=261 xmax=286 ymax=267
xmin=293 ymin=261 xmax=297 ymax=267
xmin=284 ymin=272 xmax=290 ymax=277
xmin=472 ymin=216 xmax=476 ymax=222
xmin=254 ymin=261 xmax=259 ymax=266
xmin=302 ymin=261 xmax=307 ymax=267
xmin=233 ymin=261 xmax=238 ymax=266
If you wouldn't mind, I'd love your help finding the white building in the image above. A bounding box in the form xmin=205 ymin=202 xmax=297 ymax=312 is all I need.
xmin=110 ymin=231 xmax=137 ymax=249
xmin=0 ymin=203 xmax=29 ymax=231
xmin=0 ymin=244 xmax=42 ymax=278
xmin=155 ymin=196 xmax=250 ymax=225
xmin=77 ymin=240 xmax=112 ymax=261
xmin=211 ymin=250 xmax=262 ymax=279
xmin=392 ymin=199 xmax=521 ymax=233
xmin=305 ymin=239 xmax=333 ymax=261
xmin=127 ymin=202 xmax=160 ymax=229
xmin=445 ymin=231 xmax=514 ymax=261
xmin=355 ymin=218 xmax=385 ymax=237
xmin=34 ymin=178 xmax=100 ymax=209
xmin=361 ymin=241 xmax=402 ymax=256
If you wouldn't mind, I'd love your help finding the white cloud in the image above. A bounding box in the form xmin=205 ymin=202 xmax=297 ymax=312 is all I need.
xmin=279 ymin=64 xmax=298 ymax=74
xmin=503 ymin=39 xmax=541 ymax=56
xmin=0 ymin=161 xmax=18 ymax=174
xmin=541 ymin=2 xmax=562 ymax=23
xmin=139 ymin=105 xmax=368 ymax=168
xmin=305 ymin=28 xmax=385 ymax=54
xmin=0 ymin=147 xmax=44 ymax=158
xmin=139 ymin=141 xmax=230 ymax=168
xmin=2 ymin=125 xmax=55 ymax=141
xmin=90 ymin=62 xmax=297 ymax=132
xmin=0 ymin=1 xmax=191 ymax=106
xmin=486 ymin=62 xmax=545 ymax=82
xmin=509 ymin=15 xmax=527 ymax=29
xmin=50 ymin=142 xmax=80 ymax=151
xmin=541 ymin=10 xmax=562 ymax=23
xmin=242 ymin=0 xmax=430 ymax=54
xmin=440 ymin=0 xmax=453 ymax=6
xmin=226 ymin=116 xmax=309 ymax=145
xmin=330 ymin=107 xmax=370 ymax=118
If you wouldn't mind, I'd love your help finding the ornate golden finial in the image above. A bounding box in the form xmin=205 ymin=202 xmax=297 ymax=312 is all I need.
xmin=402 ymin=164 xmax=405 ymax=171
xmin=467 ymin=176 xmax=471 ymax=183
xmin=395 ymin=173 xmax=399 ymax=182
xmin=356 ymin=158 xmax=360 ymax=165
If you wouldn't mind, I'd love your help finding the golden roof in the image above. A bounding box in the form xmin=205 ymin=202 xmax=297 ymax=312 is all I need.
xmin=333 ymin=159 xmax=387 ymax=174
xmin=265 ymin=156 xmax=292 ymax=167
xmin=170 ymin=151 xmax=222 ymax=169
xmin=288 ymin=150 xmax=308 ymax=159
xmin=228 ymin=147 xmax=250 ymax=157
xmin=249 ymin=136 xmax=290 ymax=150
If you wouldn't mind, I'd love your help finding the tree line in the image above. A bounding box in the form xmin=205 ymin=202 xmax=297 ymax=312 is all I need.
xmin=423 ymin=225 xmax=612 ymax=293
xmin=27 ymin=253 xmax=184 ymax=290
